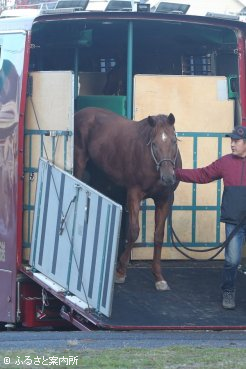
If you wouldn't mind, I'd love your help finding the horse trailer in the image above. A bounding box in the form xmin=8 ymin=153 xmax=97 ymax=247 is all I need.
xmin=1 ymin=7 xmax=246 ymax=331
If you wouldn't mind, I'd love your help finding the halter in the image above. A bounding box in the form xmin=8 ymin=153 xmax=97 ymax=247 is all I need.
xmin=148 ymin=140 xmax=178 ymax=172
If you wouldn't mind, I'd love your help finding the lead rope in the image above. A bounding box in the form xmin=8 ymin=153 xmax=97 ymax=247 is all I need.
xmin=168 ymin=203 xmax=246 ymax=261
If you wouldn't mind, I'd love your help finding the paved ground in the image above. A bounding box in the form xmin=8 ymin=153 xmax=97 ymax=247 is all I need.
xmin=0 ymin=330 xmax=246 ymax=350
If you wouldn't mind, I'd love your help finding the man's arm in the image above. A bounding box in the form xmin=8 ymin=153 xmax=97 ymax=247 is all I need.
xmin=175 ymin=159 xmax=222 ymax=184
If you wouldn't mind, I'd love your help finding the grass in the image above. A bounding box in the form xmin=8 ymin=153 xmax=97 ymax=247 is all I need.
xmin=0 ymin=347 xmax=246 ymax=369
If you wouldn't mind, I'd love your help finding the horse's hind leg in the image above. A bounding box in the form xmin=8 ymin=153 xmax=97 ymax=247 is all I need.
xmin=73 ymin=144 xmax=88 ymax=180
xmin=115 ymin=189 xmax=142 ymax=283
xmin=152 ymin=197 xmax=171 ymax=291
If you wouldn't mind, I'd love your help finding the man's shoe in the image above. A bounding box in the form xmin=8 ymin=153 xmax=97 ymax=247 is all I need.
xmin=222 ymin=290 xmax=236 ymax=310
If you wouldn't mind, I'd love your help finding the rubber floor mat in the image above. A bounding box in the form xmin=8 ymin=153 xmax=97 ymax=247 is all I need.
xmin=91 ymin=260 xmax=246 ymax=330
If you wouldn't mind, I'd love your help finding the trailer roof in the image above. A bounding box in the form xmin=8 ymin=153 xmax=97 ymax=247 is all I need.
xmin=0 ymin=10 xmax=246 ymax=33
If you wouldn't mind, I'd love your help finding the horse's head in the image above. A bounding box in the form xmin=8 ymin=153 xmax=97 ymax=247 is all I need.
xmin=147 ymin=113 xmax=178 ymax=186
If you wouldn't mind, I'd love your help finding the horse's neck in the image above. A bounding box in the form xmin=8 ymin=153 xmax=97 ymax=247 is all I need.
xmin=118 ymin=117 xmax=151 ymax=147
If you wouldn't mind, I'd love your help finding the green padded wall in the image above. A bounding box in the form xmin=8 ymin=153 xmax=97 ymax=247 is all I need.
xmin=76 ymin=95 xmax=127 ymax=116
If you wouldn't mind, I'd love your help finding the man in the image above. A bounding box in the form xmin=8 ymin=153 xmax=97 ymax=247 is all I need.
xmin=175 ymin=125 xmax=246 ymax=310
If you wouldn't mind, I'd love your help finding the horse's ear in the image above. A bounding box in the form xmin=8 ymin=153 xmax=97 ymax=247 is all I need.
xmin=147 ymin=116 xmax=156 ymax=127
xmin=167 ymin=113 xmax=175 ymax=125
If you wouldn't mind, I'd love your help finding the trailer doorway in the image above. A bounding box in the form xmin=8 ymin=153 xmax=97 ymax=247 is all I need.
xmin=28 ymin=15 xmax=241 ymax=262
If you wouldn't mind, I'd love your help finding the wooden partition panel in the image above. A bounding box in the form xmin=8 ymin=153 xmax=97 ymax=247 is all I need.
xmin=23 ymin=71 xmax=74 ymax=260
xmin=133 ymin=75 xmax=234 ymax=260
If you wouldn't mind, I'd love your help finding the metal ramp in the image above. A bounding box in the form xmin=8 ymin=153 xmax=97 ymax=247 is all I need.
xmin=29 ymin=158 xmax=122 ymax=317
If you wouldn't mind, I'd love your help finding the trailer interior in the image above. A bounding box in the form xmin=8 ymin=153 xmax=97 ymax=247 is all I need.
xmin=28 ymin=13 xmax=242 ymax=204
xmin=29 ymin=15 xmax=240 ymax=107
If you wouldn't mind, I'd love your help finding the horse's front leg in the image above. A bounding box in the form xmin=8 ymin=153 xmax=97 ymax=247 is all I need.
xmin=152 ymin=197 xmax=171 ymax=291
xmin=115 ymin=189 xmax=143 ymax=283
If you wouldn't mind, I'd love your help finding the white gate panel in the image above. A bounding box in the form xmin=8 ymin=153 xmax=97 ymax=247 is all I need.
xmin=30 ymin=158 xmax=122 ymax=317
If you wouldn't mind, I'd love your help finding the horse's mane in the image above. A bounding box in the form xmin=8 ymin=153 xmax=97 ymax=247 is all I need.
xmin=137 ymin=116 xmax=155 ymax=145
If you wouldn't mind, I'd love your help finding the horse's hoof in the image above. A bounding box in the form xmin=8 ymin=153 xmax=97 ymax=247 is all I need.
xmin=115 ymin=273 xmax=126 ymax=284
xmin=155 ymin=280 xmax=170 ymax=291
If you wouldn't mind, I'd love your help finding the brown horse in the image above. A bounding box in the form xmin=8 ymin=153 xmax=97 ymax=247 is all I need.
xmin=74 ymin=107 xmax=182 ymax=290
